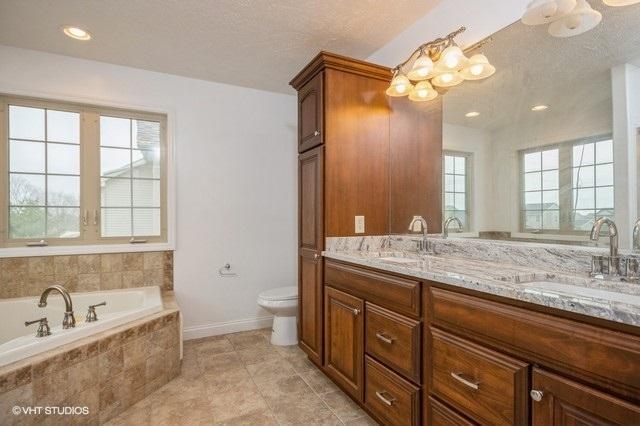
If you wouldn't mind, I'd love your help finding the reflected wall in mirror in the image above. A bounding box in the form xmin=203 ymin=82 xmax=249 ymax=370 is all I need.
xmin=442 ymin=2 xmax=640 ymax=249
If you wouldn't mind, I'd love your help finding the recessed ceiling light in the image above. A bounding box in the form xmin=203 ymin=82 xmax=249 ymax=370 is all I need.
xmin=532 ymin=105 xmax=549 ymax=111
xmin=63 ymin=26 xmax=92 ymax=41
xmin=465 ymin=111 xmax=480 ymax=118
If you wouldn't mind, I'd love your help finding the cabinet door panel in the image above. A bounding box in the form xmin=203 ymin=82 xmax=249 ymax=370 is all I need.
xmin=532 ymin=369 xmax=640 ymax=426
xmin=299 ymin=146 xmax=323 ymax=251
xmin=298 ymin=72 xmax=323 ymax=153
xmin=324 ymin=286 xmax=364 ymax=401
xmin=299 ymin=248 xmax=323 ymax=365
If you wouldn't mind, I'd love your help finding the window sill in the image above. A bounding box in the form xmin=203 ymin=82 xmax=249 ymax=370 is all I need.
xmin=0 ymin=242 xmax=174 ymax=258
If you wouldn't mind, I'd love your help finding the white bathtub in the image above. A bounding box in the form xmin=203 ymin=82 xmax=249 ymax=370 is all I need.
xmin=0 ymin=286 xmax=163 ymax=367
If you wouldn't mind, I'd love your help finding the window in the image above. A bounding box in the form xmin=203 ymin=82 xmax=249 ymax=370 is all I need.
xmin=0 ymin=96 xmax=167 ymax=248
xmin=519 ymin=136 xmax=613 ymax=234
xmin=572 ymin=140 xmax=614 ymax=231
xmin=522 ymin=147 xmax=560 ymax=231
xmin=443 ymin=152 xmax=471 ymax=230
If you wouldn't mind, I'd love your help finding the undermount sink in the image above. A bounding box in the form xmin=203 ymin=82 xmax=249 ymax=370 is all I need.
xmin=522 ymin=281 xmax=640 ymax=304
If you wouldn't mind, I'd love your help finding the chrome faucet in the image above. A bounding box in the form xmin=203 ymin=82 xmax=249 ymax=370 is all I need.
xmin=408 ymin=216 xmax=428 ymax=253
xmin=590 ymin=217 xmax=620 ymax=276
xmin=633 ymin=218 xmax=640 ymax=252
xmin=38 ymin=285 xmax=75 ymax=329
xmin=443 ymin=216 xmax=463 ymax=239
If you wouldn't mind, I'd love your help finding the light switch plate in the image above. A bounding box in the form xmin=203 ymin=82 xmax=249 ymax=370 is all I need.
xmin=355 ymin=216 xmax=365 ymax=234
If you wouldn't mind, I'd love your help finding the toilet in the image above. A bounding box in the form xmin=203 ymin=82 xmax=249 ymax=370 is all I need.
xmin=257 ymin=286 xmax=298 ymax=346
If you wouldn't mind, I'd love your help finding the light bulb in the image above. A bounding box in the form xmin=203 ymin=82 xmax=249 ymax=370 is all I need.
xmin=417 ymin=89 xmax=429 ymax=98
xmin=63 ymin=26 xmax=92 ymax=40
xmin=396 ymin=84 xmax=407 ymax=94
xmin=470 ymin=64 xmax=484 ymax=76
xmin=444 ymin=55 xmax=459 ymax=69
xmin=441 ymin=73 xmax=454 ymax=83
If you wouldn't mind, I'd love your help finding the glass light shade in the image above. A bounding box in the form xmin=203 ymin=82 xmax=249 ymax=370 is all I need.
xmin=386 ymin=74 xmax=413 ymax=97
xmin=409 ymin=81 xmax=438 ymax=102
xmin=602 ymin=0 xmax=640 ymax=4
xmin=521 ymin=0 xmax=576 ymax=25
xmin=460 ymin=54 xmax=496 ymax=80
xmin=548 ymin=0 xmax=601 ymax=37
xmin=435 ymin=46 xmax=467 ymax=72
xmin=407 ymin=53 xmax=435 ymax=81
xmin=431 ymin=71 xmax=463 ymax=88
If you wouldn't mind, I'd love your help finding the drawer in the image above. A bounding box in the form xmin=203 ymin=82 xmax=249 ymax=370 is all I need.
xmin=325 ymin=260 xmax=420 ymax=318
xmin=365 ymin=355 xmax=420 ymax=426
xmin=429 ymin=286 xmax=640 ymax=402
xmin=429 ymin=328 xmax=528 ymax=426
xmin=365 ymin=302 xmax=420 ymax=382
xmin=427 ymin=397 xmax=476 ymax=426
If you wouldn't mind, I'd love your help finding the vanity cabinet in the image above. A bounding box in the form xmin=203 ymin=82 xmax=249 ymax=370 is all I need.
xmin=297 ymin=72 xmax=323 ymax=153
xmin=324 ymin=286 xmax=364 ymax=401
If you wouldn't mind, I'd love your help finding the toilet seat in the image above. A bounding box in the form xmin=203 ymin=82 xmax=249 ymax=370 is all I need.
xmin=258 ymin=286 xmax=297 ymax=302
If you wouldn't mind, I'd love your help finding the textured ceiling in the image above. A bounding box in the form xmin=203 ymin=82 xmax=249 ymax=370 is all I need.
xmin=443 ymin=2 xmax=640 ymax=131
xmin=0 ymin=0 xmax=441 ymax=94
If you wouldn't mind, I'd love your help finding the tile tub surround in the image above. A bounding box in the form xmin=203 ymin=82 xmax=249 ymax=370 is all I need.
xmin=0 ymin=294 xmax=181 ymax=425
xmin=323 ymin=247 xmax=640 ymax=327
xmin=0 ymin=251 xmax=173 ymax=299
xmin=326 ymin=235 xmax=609 ymax=275
xmin=106 ymin=329 xmax=376 ymax=425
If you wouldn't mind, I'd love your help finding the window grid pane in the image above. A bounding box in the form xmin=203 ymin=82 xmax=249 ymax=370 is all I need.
xmin=521 ymin=147 xmax=559 ymax=231
xmin=100 ymin=117 xmax=161 ymax=237
xmin=571 ymin=140 xmax=614 ymax=230
xmin=443 ymin=154 xmax=469 ymax=231
xmin=8 ymin=105 xmax=80 ymax=239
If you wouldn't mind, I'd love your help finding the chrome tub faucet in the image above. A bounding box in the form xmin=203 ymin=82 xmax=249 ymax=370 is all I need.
xmin=38 ymin=285 xmax=76 ymax=329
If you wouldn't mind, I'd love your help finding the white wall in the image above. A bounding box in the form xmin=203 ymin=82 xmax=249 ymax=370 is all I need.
xmin=0 ymin=45 xmax=298 ymax=338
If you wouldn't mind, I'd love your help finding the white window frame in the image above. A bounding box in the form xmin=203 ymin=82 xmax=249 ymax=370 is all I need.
xmin=443 ymin=150 xmax=473 ymax=232
xmin=0 ymin=94 xmax=175 ymax=257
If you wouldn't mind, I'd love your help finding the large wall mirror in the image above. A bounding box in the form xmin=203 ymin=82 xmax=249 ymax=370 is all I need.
xmin=442 ymin=2 xmax=640 ymax=249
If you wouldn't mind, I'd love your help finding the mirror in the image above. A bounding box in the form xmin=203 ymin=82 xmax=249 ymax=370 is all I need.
xmin=442 ymin=2 xmax=640 ymax=249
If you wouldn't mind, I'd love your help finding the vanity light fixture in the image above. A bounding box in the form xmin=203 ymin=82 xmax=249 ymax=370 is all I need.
xmin=602 ymin=0 xmax=640 ymax=5
xmin=387 ymin=27 xmax=496 ymax=103
xmin=522 ymin=0 xmax=613 ymax=38
xmin=548 ymin=0 xmax=602 ymax=37
xmin=465 ymin=111 xmax=481 ymax=118
xmin=532 ymin=104 xmax=549 ymax=111
xmin=62 ymin=26 xmax=92 ymax=41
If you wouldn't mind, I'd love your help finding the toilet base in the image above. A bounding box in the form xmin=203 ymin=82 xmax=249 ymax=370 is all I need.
xmin=270 ymin=315 xmax=298 ymax=346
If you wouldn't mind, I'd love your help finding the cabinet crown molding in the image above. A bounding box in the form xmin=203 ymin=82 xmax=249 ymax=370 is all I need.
xmin=289 ymin=51 xmax=392 ymax=90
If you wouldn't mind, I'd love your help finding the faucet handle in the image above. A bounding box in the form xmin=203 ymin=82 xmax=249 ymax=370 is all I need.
xmin=25 ymin=317 xmax=51 ymax=337
xmin=86 ymin=302 xmax=106 ymax=322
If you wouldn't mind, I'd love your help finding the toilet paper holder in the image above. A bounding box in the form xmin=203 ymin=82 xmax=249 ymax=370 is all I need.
xmin=219 ymin=263 xmax=238 ymax=277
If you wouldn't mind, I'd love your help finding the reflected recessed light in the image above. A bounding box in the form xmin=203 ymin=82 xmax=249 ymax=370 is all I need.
xmin=532 ymin=105 xmax=549 ymax=111
xmin=465 ymin=111 xmax=480 ymax=118
xmin=63 ymin=26 xmax=92 ymax=41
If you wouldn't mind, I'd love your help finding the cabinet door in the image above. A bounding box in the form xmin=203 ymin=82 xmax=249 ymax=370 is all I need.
xmin=324 ymin=286 xmax=364 ymax=402
xmin=298 ymin=72 xmax=323 ymax=153
xmin=532 ymin=368 xmax=640 ymax=425
xmin=298 ymin=146 xmax=324 ymax=365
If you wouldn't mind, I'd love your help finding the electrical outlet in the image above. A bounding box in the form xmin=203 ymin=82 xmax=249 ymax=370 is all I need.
xmin=355 ymin=216 xmax=365 ymax=234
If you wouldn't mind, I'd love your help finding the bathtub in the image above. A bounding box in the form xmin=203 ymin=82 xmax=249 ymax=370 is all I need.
xmin=0 ymin=286 xmax=163 ymax=367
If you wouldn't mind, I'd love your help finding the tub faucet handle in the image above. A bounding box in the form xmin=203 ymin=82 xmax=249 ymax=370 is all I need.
xmin=86 ymin=302 xmax=106 ymax=322
xmin=25 ymin=317 xmax=51 ymax=338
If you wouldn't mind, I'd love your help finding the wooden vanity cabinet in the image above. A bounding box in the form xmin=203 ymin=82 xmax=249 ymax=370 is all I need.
xmin=324 ymin=286 xmax=364 ymax=401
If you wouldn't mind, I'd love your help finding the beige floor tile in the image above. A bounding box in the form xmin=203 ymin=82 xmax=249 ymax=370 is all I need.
xmin=300 ymin=369 xmax=340 ymax=395
xmin=213 ymin=408 xmax=277 ymax=425
xmin=321 ymin=390 xmax=366 ymax=422
xmin=225 ymin=330 xmax=270 ymax=350
xmin=198 ymin=351 xmax=244 ymax=372
xmin=245 ymin=357 xmax=296 ymax=384
xmin=236 ymin=346 xmax=282 ymax=365
xmin=203 ymin=367 xmax=254 ymax=392
xmin=285 ymin=354 xmax=317 ymax=373
xmin=255 ymin=374 xmax=315 ymax=407
xmin=274 ymin=344 xmax=308 ymax=359
xmin=270 ymin=393 xmax=341 ymax=425
xmin=344 ymin=414 xmax=379 ymax=425
xmin=192 ymin=336 xmax=235 ymax=356
xmin=208 ymin=381 xmax=270 ymax=422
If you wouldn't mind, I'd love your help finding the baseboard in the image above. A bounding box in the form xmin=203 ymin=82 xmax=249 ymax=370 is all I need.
xmin=182 ymin=315 xmax=274 ymax=340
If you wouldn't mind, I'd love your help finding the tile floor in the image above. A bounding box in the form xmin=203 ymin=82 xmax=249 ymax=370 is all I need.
xmin=106 ymin=328 xmax=377 ymax=425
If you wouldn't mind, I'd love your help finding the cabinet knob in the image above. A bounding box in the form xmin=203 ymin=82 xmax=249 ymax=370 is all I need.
xmin=313 ymin=253 xmax=320 ymax=260
xmin=530 ymin=389 xmax=544 ymax=402
xmin=314 ymin=130 xmax=320 ymax=136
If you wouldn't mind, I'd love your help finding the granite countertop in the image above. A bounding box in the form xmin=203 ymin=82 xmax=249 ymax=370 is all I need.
xmin=323 ymin=250 xmax=640 ymax=327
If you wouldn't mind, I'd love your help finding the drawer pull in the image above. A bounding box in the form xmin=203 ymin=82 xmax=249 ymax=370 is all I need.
xmin=375 ymin=332 xmax=394 ymax=345
xmin=451 ymin=372 xmax=480 ymax=390
xmin=530 ymin=389 xmax=544 ymax=402
xmin=375 ymin=390 xmax=396 ymax=406
xmin=332 ymin=300 xmax=360 ymax=316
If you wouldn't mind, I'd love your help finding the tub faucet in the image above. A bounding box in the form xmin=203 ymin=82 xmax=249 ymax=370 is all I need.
xmin=443 ymin=216 xmax=463 ymax=239
xmin=590 ymin=217 xmax=619 ymax=275
xmin=38 ymin=285 xmax=75 ymax=329
xmin=633 ymin=218 xmax=640 ymax=252
xmin=408 ymin=216 xmax=428 ymax=253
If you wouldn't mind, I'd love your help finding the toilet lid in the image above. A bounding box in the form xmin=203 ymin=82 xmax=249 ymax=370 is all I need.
xmin=259 ymin=286 xmax=298 ymax=301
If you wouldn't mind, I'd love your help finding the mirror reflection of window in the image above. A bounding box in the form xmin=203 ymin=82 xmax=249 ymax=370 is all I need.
xmin=443 ymin=152 xmax=472 ymax=231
